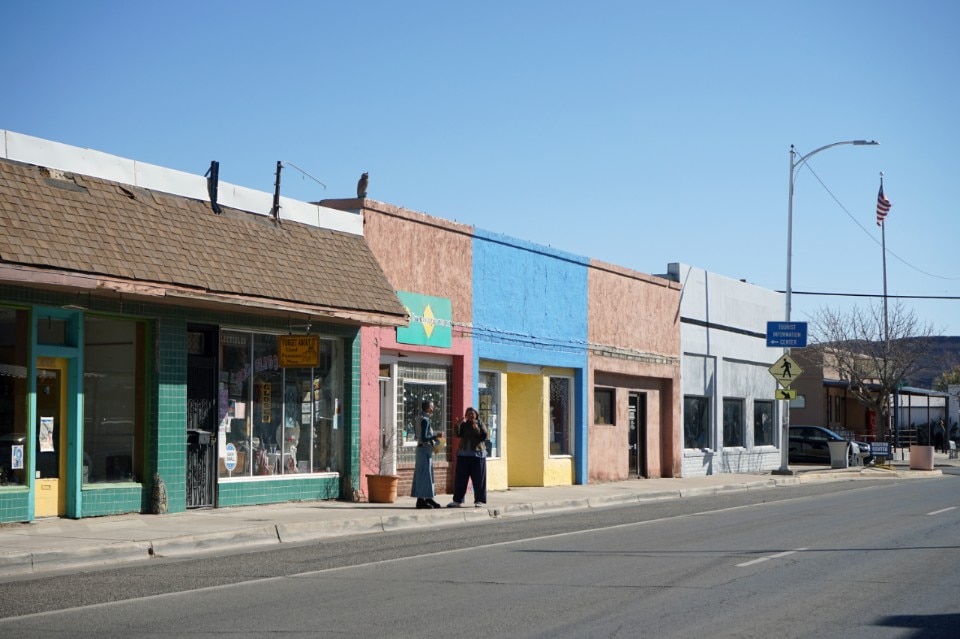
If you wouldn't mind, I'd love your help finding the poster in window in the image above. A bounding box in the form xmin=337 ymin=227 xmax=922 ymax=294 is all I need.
xmin=39 ymin=416 xmax=55 ymax=452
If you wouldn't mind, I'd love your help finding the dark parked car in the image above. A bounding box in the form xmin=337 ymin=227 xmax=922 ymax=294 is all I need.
xmin=788 ymin=425 xmax=872 ymax=465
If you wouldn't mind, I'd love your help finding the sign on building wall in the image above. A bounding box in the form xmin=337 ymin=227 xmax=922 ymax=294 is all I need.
xmin=278 ymin=335 xmax=319 ymax=367
xmin=396 ymin=291 xmax=452 ymax=348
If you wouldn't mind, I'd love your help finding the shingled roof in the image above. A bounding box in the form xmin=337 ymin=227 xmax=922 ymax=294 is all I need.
xmin=0 ymin=157 xmax=407 ymax=326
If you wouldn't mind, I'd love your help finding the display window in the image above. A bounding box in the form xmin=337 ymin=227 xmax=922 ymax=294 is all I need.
xmin=684 ymin=395 xmax=710 ymax=449
xmin=0 ymin=308 xmax=29 ymax=487
xmin=218 ymin=330 xmax=342 ymax=479
xmin=550 ymin=376 xmax=573 ymax=456
xmin=83 ymin=316 xmax=145 ymax=483
xmin=478 ymin=371 xmax=500 ymax=458
xmin=394 ymin=362 xmax=450 ymax=467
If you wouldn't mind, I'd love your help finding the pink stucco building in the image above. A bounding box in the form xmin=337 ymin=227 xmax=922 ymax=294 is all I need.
xmin=588 ymin=260 xmax=682 ymax=480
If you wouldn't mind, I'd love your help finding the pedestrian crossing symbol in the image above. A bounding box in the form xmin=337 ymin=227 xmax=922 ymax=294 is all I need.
xmin=769 ymin=353 xmax=803 ymax=388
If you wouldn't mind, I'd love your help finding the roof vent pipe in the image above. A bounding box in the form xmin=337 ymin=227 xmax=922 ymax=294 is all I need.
xmin=205 ymin=161 xmax=222 ymax=214
xmin=270 ymin=161 xmax=282 ymax=221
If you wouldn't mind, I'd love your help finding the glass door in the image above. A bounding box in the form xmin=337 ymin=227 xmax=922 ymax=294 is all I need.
xmin=35 ymin=358 xmax=67 ymax=517
xmin=629 ymin=392 xmax=647 ymax=478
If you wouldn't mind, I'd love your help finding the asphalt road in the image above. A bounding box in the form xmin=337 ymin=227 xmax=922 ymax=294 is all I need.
xmin=1 ymin=477 xmax=957 ymax=638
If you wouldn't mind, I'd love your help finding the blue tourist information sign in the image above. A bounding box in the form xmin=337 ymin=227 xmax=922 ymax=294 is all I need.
xmin=766 ymin=321 xmax=808 ymax=348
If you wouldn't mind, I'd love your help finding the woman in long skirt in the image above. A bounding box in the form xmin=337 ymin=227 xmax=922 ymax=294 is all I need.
xmin=411 ymin=399 xmax=443 ymax=508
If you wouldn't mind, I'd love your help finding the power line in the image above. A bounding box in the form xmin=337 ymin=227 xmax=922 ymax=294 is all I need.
xmin=798 ymin=161 xmax=960 ymax=281
xmin=281 ymin=161 xmax=327 ymax=190
xmin=783 ymin=290 xmax=960 ymax=300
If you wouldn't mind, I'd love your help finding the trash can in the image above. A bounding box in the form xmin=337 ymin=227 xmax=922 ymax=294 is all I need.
xmin=827 ymin=440 xmax=851 ymax=469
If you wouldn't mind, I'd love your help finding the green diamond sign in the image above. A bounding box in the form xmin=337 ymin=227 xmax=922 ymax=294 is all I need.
xmin=396 ymin=291 xmax=452 ymax=348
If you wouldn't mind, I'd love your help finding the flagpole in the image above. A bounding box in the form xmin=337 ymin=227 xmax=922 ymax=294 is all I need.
xmin=880 ymin=172 xmax=889 ymax=346
xmin=878 ymin=172 xmax=892 ymax=448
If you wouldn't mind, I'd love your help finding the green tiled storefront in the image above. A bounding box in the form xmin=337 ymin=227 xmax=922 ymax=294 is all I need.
xmin=0 ymin=284 xmax=362 ymax=523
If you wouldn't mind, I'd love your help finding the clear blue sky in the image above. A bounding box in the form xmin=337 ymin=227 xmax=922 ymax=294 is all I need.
xmin=3 ymin=1 xmax=958 ymax=336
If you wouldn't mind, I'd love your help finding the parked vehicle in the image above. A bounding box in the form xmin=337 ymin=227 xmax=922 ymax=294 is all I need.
xmin=788 ymin=425 xmax=872 ymax=465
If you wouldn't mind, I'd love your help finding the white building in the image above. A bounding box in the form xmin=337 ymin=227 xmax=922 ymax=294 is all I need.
xmin=666 ymin=263 xmax=784 ymax=476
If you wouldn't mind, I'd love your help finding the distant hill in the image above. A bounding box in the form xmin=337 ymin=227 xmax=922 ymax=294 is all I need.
xmin=904 ymin=336 xmax=960 ymax=389
xmin=818 ymin=336 xmax=960 ymax=389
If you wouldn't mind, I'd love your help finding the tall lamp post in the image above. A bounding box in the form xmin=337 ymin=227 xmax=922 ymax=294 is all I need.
xmin=780 ymin=139 xmax=879 ymax=474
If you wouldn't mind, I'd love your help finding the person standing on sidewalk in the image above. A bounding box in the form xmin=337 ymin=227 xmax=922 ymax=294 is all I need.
xmin=448 ymin=407 xmax=488 ymax=508
xmin=411 ymin=400 xmax=443 ymax=509
xmin=935 ymin=419 xmax=946 ymax=453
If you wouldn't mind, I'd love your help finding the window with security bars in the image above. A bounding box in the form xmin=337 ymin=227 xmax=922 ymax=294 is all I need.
xmin=395 ymin=363 xmax=451 ymax=466
xmin=550 ymin=376 xmax=573 ymax=456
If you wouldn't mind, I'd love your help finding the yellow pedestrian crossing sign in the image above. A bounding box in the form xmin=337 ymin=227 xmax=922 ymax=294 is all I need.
xmin=769 ymin=353 xmax=803 ymax=388
xmin=775 ymin=388 xmax=797 ymax=400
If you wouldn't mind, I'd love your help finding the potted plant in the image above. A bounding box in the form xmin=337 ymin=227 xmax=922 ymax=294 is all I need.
xmin=363 ymin=422 xmax=399 ymax=503
xmin=909 ymin=419 xmax=936 ymax=471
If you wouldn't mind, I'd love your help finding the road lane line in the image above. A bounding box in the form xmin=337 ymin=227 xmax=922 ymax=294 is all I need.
xmin=926 ymin=507 xmax=956 ymax=516
xmin=736 ymin=548 xmax=807 ymax=567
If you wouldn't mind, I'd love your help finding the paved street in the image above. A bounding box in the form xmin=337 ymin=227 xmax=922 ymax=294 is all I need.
xmin=1 ymin=465 xmax=958 ymax=637
xmin=0 ymin=448 xmax=955 ymax=581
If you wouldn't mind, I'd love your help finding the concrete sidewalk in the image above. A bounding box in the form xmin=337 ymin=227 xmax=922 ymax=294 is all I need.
xmin=0 ymin=449 xmax=953 ymax=579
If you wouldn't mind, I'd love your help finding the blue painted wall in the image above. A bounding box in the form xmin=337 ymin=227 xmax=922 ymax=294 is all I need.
xmin=472 ymin=229 xmax=590 ymax=483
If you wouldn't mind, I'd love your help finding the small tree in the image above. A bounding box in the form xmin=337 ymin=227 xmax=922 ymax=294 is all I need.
xmin=807 ymin=301 xmax=939 ymax=442
xmin=362 ymin=420 xmax=397 ymax=477
xmin=933 ymin=365 xmax=960 ymax=392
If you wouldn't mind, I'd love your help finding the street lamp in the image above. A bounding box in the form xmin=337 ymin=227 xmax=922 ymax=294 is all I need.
xmin=785 ymin=140 xmax=879 ymax=322
xmin=779 ymin=139 xmax=879 ymax=474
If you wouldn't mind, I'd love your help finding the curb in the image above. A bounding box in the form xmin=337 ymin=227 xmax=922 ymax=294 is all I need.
xmin=0 ymin=541 xmax=152 ymax=577
xmin=277 ymin=515 xmax=386 ymax=543
xmin=150 ymin=525 xmax=280 ymax=558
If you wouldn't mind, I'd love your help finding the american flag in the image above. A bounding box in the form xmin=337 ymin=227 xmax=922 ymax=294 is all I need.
xmin=876 ymin=183 xmax=891 ymax=226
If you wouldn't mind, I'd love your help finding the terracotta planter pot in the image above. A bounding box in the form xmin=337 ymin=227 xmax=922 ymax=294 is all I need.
xmin=366 ymin=474 xmax=399 ymax=503
xmin=909 ymin=445 xmax=935 ymax=470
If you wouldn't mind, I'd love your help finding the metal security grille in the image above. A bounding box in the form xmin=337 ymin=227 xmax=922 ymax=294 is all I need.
xmin=186 ymin=430 xmax=216 ymax=508
xmin=186 ymin=324 xmax=218 ymax=508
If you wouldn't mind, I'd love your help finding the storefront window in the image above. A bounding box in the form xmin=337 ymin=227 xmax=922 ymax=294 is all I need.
xmin=478 ymin=371 xmax=500 ymax=458
xmin=83 ymin=316 xmax=144 ymax=483
xmin=754 ymin=400 xmax=774 ymax=446
xmin=684 ymin=396 xmax=710 ymax=449
xmin=550 ymin=376 xmax=572 ymax=456
xmin=0 ymin=308 xmax=29 ymax=487
xmin=395 ymin=362 xmax=449 ymax=467
xmin=218 ymin=330 xmax=341 ymax=479
xmin=594 ymin=387 xmax=615 ymax=425
xmin=723 ymin=398 xmax=744 ymax=448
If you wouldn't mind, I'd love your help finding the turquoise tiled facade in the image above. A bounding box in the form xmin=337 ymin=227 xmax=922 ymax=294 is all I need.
xmin=0 ymin=284 xmax=363 ymax=523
